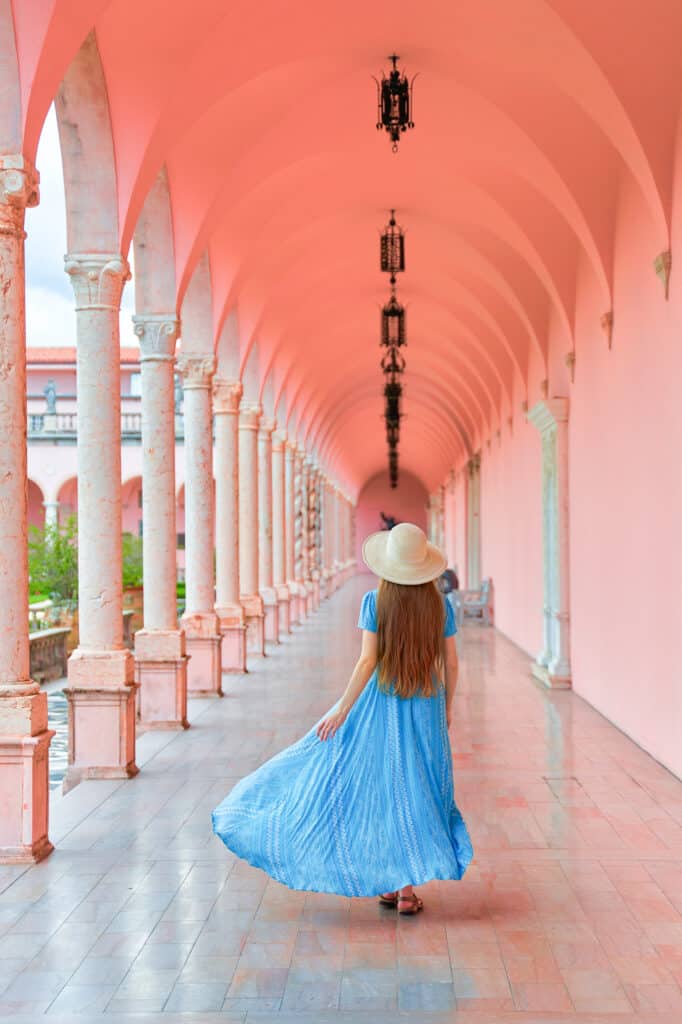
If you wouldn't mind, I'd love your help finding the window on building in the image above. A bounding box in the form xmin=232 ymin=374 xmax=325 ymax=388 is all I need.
xmin=129 ymin=372 xmax=142 ymax=396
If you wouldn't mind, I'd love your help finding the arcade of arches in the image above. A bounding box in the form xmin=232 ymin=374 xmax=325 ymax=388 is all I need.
xmin=1 ymin=2 xmax=682 ymax=1003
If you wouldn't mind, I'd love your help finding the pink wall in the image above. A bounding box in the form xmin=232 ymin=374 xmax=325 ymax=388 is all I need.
xmin=472 ymin=174 xmax=682 ymax=780
xmin=480 ymin=414 xmax=544 ymax=657
xmin=355 ymin=470 xmax=428 ymax=566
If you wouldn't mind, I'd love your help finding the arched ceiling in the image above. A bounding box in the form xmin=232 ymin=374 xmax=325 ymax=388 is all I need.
xmin=12 ymin=0 xmax=682 ymax=496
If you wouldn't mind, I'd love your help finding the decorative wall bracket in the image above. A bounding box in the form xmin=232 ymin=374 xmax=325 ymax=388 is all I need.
xmin=654 ymin=249 xmax=672 ymax=300
xmin=565 ymin=351 xmax=576 ymax=383
xmin=600 ymin=310 xmax=614 ymax=349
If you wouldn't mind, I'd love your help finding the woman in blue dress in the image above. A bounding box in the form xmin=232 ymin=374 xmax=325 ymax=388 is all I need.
xmin=212 ymin=522 xmax=473 ymax=914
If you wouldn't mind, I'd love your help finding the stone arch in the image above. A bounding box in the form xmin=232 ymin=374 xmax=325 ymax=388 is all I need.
xmin=54 ymin=31 xmax=119 ymax=253
xmin=27 ymin=478 xmax=45 ymax=530
xmin=133 ymin=165 xmax=177 ymax=314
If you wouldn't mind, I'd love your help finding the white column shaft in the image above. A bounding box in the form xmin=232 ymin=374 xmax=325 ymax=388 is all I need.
xmin=258 ymin=421 xmax=274 ymax=589
xmin=136 ymin=317 xmax=179 ymax=631
xmin=272 ymin=432 xmax=286 ymax=586
xmin=179 ymin=359 xmax=215 ymax=614
xmin=66 ymin=254 xmax=130 ymax=650
xmin=239 ymin=403 xmax=261 ymax=596
xmin=0 ymin=160 xmax=37 ymax=687
xmin=285 ymin=443 xmax=296 ymax=583
xmin=214 ymin=381 xmax=242 ymax=609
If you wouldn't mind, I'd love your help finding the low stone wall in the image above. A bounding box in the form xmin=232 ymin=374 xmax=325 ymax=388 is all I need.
xmin=29 ymin=627 xmax=70 ymax=684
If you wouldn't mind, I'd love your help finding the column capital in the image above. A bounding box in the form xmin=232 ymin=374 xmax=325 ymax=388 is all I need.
xmin=176 ymin=352 xmax=216 ymax=390
xmin=272 ymin=429 xmax=287 ymax=452
xmin=64 ymin=254 xmax=131 ymax=311
xmin=239 ymin=400 xmax=262 ymax=430
xmin=213 ymin=378 xmax=242 ymax=414
xmin=258 ymin=416 xmax=276 ymax=440
xmin=133 ymin=314 xmax=179 ymax=362
xmin=285 ymin=438 xmax=296 ymax=460
xmin=527 ymin=397 xmax=569 ymax=434
xmin=0 ymin=155 xmax=39 ymax=238
xmin=467 ymin=452 xmax=481 ymax=475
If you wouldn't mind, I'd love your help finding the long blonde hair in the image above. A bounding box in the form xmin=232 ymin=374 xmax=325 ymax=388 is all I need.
xmin=376 ymin=579 xmax=445 ymax=698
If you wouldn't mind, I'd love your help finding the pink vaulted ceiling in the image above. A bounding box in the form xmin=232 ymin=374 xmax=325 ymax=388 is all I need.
xmin=15 ymin=0 xmax=682 ymax=494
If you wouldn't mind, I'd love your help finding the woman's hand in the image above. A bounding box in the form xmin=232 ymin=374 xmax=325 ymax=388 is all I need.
xmin=316 ymin=707 xmax=348 ymax=741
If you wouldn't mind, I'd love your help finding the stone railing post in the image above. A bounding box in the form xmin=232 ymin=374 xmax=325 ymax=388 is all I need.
xmin=133 ymin=315 xmax=188 ymax=728
xmin=63 ymin=251 xmax=136 ymax=790
xmin=213 ymin=379 xmax=247 ymax=672
xmin=176 ymin=354 xmax=222 ymax=695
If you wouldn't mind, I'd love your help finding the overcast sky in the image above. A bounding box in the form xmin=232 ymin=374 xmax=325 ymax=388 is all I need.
xmin=25 ymin=104 xmax=137 ymax=349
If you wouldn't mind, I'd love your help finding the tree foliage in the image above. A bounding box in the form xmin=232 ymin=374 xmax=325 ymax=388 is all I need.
xmin=28 ymin=515 xmax=78 ymax=602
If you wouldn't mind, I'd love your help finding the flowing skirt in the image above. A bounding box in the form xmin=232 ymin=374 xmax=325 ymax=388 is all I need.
xmin=212 ymin=673 xmax=473 ymax=896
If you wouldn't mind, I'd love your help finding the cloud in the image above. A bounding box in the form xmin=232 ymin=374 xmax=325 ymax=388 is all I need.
xmin=24 ymin=104 xmax=138 ymax=349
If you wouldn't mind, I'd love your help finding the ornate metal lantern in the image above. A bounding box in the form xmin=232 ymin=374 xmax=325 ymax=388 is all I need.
xmin=375 ymin=55 xmax=416 ymax=153
xmin=381 ymin=280 xmax=406 ymax=348
xmin=380 ymin=210 xmax=405 ymax=274
xmin=381 ymin=346 xmax=405 ymax=378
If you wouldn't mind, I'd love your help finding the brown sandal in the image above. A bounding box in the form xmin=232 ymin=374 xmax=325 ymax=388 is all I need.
xmin=397 ymin=893 xmax=424 ymax=915
xmin=378 ymin=891 xmax=398 ymax=906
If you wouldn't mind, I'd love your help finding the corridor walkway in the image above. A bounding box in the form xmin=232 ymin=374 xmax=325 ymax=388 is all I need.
xmin=1 ymin=577 xmax=682 ymax=1022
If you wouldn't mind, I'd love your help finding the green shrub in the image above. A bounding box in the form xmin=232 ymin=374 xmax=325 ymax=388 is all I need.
xmin=28 ymin=515 xmax=78 ymax=603
xmin=121 ymin=532 xmax=144 ymax=588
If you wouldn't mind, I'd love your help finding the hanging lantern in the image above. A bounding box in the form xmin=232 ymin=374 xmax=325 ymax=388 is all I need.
xmin=381 ymin=280 xmax=406 ymax=348
xmin=380 ymin=210 xmax=405 ymax=274
xmin=374 ymin=55 xmax=416 ymax=153
xmin=381 ymin=346 xmax=405 ymax=378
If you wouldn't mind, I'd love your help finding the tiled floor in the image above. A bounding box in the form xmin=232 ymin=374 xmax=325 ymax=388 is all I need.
xmin=2 ymin=575 xmax=682 ymax=1022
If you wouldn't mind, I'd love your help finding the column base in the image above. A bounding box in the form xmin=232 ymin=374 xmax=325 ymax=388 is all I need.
xmin=181 ymin=612 xmax=223 ymax=696
xmin=216 ymin=605 xmax=247 ymax=673
xmin=135 ymin=630 xmax=188 ymax=730
xmin=261 ymin=587 xmax=280 ymax=644
xmin=275 ymin=584 xmax=290 ymax=635
xmin=531 ymin=662 xmax=572 ymax=690
xmin=287 ymin=582 xmax=300 ymax=625
xmin=0 ymin=718 xmax=54 ymax=864
xmin=64 ymin=648 xmax=137 ymax=791
xmin=241 ymin=593 xmax=265 ymax=656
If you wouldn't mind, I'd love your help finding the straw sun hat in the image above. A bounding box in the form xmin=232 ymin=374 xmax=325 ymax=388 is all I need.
xmin=362 ymin=522 xmax=447 ymax=586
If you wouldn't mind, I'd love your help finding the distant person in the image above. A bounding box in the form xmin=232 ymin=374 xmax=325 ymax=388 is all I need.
xmin=212 ymin=523 xmax=473 ymax=914
xmin=380 ymin=511 xmax=397 ymax=530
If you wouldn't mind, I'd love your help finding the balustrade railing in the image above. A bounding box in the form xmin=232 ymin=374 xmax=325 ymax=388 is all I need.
xmin=27 ymin=409 xmax=185 ymax=440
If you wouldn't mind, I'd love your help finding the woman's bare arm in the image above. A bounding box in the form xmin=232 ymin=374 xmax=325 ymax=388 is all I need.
xmin=444 ymin=635 xmax=459 ymax=727
xmin=316 ymin=630 xmax=378 ymax=741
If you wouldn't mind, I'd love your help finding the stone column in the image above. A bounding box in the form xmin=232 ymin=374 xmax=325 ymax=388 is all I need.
xmin=285 ymin=441 xmax=299 ymax=624
xmin=63 ymin=253 xmax=136 ymax=790
xmin=466 ymin=454 xmax=481 ymax=589
xmin=239 ymin=402 xmax=265 ymax=654
xmin=528 ymin=399 xmax=572 ymax=689
xmin=0 ymin=156 xmax=54 ymax=861
xmin=43 ymin=501 xmax=59 ymax=530
xmin=177 ymin=354 xmax=222 ymax=695
xmin=213 ymin=379 xmax=246 ymax=672
xmin=307 ymin=459 xmax=320 ymax=610
xmin=444 ymin=472 xmax=457 ymax=569
xmin=133 ymin=316 xmax=187 ymax=729
xmin=257 ymin=417 xmax=279 ymax=643
xmin=299 ymin=450 xmax=312 ymax=616
xmin=272 ymin=429 xmax=290 ymax=635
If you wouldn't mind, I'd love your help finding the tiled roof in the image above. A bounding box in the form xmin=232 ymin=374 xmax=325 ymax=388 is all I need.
xmin=27 ymin=347 xmax=140 ymax=364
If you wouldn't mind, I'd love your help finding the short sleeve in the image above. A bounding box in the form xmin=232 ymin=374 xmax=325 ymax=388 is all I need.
xmin=357 ymin=590 xmax=378 ymax=632
xmin=444 ymin=596 xmax=457 ymax=637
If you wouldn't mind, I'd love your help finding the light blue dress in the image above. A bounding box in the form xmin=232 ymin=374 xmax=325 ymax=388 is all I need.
xmin=211 ymin=590 xmax=473 ymax=896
